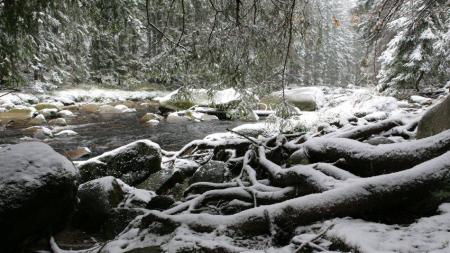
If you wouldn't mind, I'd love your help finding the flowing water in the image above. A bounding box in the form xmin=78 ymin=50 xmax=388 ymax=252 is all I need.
xmin=0 ymin=110 xmax=244 ymax=158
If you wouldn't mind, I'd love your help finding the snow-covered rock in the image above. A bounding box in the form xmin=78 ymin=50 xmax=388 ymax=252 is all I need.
xmin=75 ymin=140 xmax=162 ymax=186
xmin=34 ymin=102 xmax=63 ymax=111
xmin=80 ymin=103 xmax=100 ymax=113
xmin=417 ymin=95 xmax=450 ymax=139
xmin=145 ymin=119 xmax=160 ymax=126
xmin=363 ymin=111 xmax=389 ymax=122
xmin=200 ymin=114 xmax=219 ymax=121
xmin=141 ymin=112 xmax=163 ymax=122
xmin=57 ymin=110 xmax=74 ymax=118
xmin=0 ymin=142 xmax=79 ymax=252
xmin=39 ymin=108 xmax=59 ymax=118
xmin=190 ymin=160 xmax=230 ymax=184
xmin=166 ymin=112 xmax=190 ymax=123
xmin=114 ymin=104 xmax=136 ymax=113
xmin=74 ymin=176 xmax=155 ymax=237
xmin=284 ymin=87 xmax=325 ymax=111
xmin=48 ymin=118 xmax=67 ymax=126
xmin=98 ymin=104 xmax=121 ymax=114
xmin=28 ymin=114 xmax=47 ymax=125
xmin=410 ymin=95 xmax=432 ymax=105
xmin=22 ymin=126 xmax=53 ymax=139
xmin=54 ymin=130 xmax=78 ymax=137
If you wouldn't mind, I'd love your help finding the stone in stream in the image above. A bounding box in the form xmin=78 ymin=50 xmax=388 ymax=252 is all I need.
xmin=75 ymin=140 xmax=162 ymax=186
xmin=22 ymin=126 xmax=53 ymax=139
xmin=48 ymin=117 xmax=67 ymax=126
xmin=28 ymin=114 xmax=47 ymax=125
xmin=140 ymin=112 xmax=163 ymax=122
xmin=0 ymin=107 xmax=35 ymax=123
xmin=0 ymin=142 xmax=79 ymax=252
xmin=416 ymin=95 xmax=450 ymax=139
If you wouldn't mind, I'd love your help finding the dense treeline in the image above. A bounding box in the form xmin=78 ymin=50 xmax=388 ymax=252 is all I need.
xmin=0 ymin=0 xmax=448 ymax=94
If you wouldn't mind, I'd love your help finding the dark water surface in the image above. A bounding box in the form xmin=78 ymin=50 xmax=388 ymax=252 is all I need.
xmin=1 ymin=111 xmax=243 ymax=158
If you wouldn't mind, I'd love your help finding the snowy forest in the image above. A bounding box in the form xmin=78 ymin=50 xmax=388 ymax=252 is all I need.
xmin=0 ymin=0 xmax=449 ymax=252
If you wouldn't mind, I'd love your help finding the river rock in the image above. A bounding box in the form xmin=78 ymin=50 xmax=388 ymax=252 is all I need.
xmin=54 ymin=130 xmax=78 ymax=137
xmin=200 ymin=114 xmax=219 ymax=121
xmin=74 ymin=176 xmax=125 ymax=232
xmin=58 ymin=110 xmax=75 ymax=118
xmin=22 ymin=126 xmax=53 ymax=138
xmin=80 ymin=103 xmax=100 ymax=113
xmin=166 ymin=112 xmax=190 ymax=123
xmin=145 ymin=119 xmax=160 ymax=127
xmin=0 ymin=107 xmax=35 ymax=123
xmin=0 ymin=142 xmax=79 ymax=251
xmin=141 ymin=112 xmax=163 ymax=122
xmin=65 ymin=147 xmax=91 ymax=160
xmin=34 ymin=102 xmax=62 ymax=111
xmin=39 ymin=108 xmax=59 ymax=119
xmin=29 ymin=114 xmax=47 ymax=125
xmin=99 ymin=104 xmax=121 ymax=114
xmin=189 ymin=160 xmax=230 ymax=184
xmin=417 ymin=95 xmax=450 ymax=139
xmin=284 ymin=87 xmax=324 ymax=111
xmin=76 ymin=140 xmax=162 ymax=186
xmin=114 ymin=104 xmax=136 ymax=113
xmin=48 ymin=118 xmax=67 ymax=126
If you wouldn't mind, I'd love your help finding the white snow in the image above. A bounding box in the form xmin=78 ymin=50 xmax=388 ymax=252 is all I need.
xmin=327 ymin=203 xmax=450 ymax=253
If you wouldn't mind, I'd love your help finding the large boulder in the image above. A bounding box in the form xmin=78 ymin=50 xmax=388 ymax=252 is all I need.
xmin=75 ymin=140 xmax=162 ymax=186
xmin=417 ymin=95 xmax=450 ymax=139
xmin=284 ymin=87 xmax=324 ymax=111
xmin=0 ymin=142 xmax=79 ymax=251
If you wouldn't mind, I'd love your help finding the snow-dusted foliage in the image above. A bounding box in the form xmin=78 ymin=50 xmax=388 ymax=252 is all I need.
xmin=358 ymin=0 xmax=450 ymax=92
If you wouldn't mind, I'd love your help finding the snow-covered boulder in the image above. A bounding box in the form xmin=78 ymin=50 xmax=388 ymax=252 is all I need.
xmin=363 ymin=111 xmax=389 ymax=122
xmin=114 ymin=104 xmax=136 ymax=113
xmin=57 ymin=110 xmax=74 ymax=118
xmin=189 ymin=160 xmax=230 ymax=184
xmin=48 ymin=118 xmax=67 ymax=126
xmin=0 ymin=142 xmax=79 ymax=251
xmin=28 ymin=114 xmax=47 ymax=125
xmin=98 ymin=104 xmax=121 ymax=114
xmin=74 ymin=176 xmax=154 ymax=237
xmin=75 ymin=140 xmax=162 ymax=186
xmin=417 ymin=95 xmax=450 ymax=139
xmin=232 ymin=123 xmax=268 ymax=138
xmin=284 ymin=87 xmax=324 ymax=111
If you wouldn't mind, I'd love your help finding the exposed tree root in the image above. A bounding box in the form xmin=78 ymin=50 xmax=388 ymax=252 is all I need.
xmin=290 ymin=129 xmax=450 ymax=176
xmin=139 ymin=151 xmax=450 ymax=239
